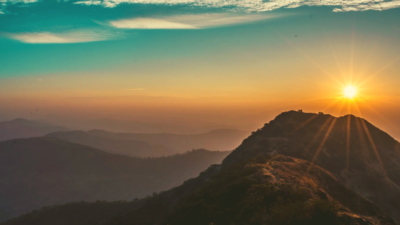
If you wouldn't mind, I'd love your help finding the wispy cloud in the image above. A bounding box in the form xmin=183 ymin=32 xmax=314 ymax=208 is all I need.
xmin=0 ymin=0 xmax=38 ymax=12
xmin=110 ymin=18 xmax=196 ymax=29
xmin=73 ymin=0 xmax=400 ymax=12
xmin=0 ymin=0 xmax=38 ymax=3
xmin=110 ymin=13 xmax=275 ymax=29
xmin=5 ymin=30 xmax=113 ymax=43
xmin=1 ymin=0 xmax=400 ymax=14
xmin=74 ymin=0 xmax=102 ymax=5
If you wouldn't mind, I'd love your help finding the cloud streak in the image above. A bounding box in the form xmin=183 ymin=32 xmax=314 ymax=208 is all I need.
xmin=109 ymin=14 xmax=275 ymax=29
xmin=110 ymin=18 xmax=196 ymax=29
xmin=72 ymin=0 xmax=400 ymax=12
xmin=5 ymin=30 xmax=112 ymax=43
xmin=2 ymin=0 xmax=400 ymax=14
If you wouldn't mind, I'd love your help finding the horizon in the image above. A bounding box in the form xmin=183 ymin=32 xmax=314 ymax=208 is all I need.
xmin=2 ymin=109 xmax=400 ymax=142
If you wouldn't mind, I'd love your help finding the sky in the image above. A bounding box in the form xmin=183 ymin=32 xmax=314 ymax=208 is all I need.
xmin=1 ymin=0 xmax=400 ymax=138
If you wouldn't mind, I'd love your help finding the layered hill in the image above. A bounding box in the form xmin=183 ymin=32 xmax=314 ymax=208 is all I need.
xmin=4 ymin=155 xmax=395 ymax=225
xmin=0 ymin=137 xmax=230 ymax=222
xmin=46 ymin=130 xmax=173 ymax=157
xmin=0 ymin=119 xmax=68 ymax=142
xmin=47 ymin=129 xmax=249 ymax=157
xmin=3 ymin=111 xmax=400 ymax=225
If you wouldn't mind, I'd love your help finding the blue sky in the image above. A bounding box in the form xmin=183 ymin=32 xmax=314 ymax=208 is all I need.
xmin=1 ymin=3 xmax=399 ymax=77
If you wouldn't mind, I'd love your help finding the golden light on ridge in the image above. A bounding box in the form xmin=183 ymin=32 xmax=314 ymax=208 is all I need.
xmin=343 ymin=85 xmax=357 ymax=99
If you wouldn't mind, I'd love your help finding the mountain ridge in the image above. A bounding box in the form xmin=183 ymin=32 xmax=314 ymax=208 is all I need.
xmin=0 ymin=119 xmax=68 ymax=142
xmin=0 ymin=137 xmax=230 ymax=222
xmin=46 ymin=128 xmax=249 ymax=157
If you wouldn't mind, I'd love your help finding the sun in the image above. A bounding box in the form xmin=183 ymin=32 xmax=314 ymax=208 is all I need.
xmin=343 ymin=85 xmax=357 ymax=99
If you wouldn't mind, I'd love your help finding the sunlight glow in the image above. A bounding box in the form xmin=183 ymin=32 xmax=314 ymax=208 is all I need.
xmin=343 ymin=85 xmax=357 ymax=99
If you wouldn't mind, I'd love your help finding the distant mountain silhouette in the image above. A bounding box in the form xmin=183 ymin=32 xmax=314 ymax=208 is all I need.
xmin=70 ymin=118 xmax=164 ymax=133
xmin=47 ymin=129 xmax=249 ymax=157
xmin=46 ymin=130 xmax=173 ymax=157
xmin=3 ymin=111 xmax=400 ymax=225
xmin=0 ymin=137 xmax=230 ymax=222
xmin=0 ymin=119 xmax=68 ymax=142
xmin=54 ymin=117 xmax=248 ymax=134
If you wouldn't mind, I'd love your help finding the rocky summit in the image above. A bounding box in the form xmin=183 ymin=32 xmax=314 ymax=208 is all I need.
xmin=223 ymin=110 xmax=400 ymax=222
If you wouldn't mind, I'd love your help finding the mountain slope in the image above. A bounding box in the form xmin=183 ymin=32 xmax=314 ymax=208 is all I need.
xmin=165 ymin=155 xmax=394 ymax=225
xmin=0 ymin=137 xmax=230 ymax=222
xmin=102 ymin=155 xmax=394 ymax=225
xmin=0 ymin=119 xmax=68 ymax=142
xmin=222 ymin=110 xmax=400 ymax=222
xmin=47 ymin=129 xmax=249 ymax=157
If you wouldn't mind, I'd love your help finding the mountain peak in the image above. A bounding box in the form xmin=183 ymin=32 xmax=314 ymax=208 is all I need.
xmin=222 ymin=110 xmax=400 ymax=222
xmin=0 ymin=119 xmax=68 ymax=142
xmin=270 ymin=110 xmax=355 ymax=128
xmin=224 ymin=110 xmax=397 ymax=167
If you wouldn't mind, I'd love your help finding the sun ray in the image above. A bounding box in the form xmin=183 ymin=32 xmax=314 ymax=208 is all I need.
xmin=326 ymin=37 xmax=345 ymax=80
xmin=358 ymin=41 xmax=379 ymax=78
xmin=358 ymin=57 xmax=400 ymax=87
xmin=353 ymin=101 xmax=387 ymax=176
xmin=360 ymin=119 xmax=387 ymax=176
xmin=346 ymin=114 xmax=351 ymax=170
xmin=333 ymin=97 xmax=348 ymax=115
xmin=279 ymin=33 xmax=342 ymax=86
xmin=357 ymin=98 xmax=394 ymax=127
xmin=309 ymin=118 xmax=337 ymax=170
xmin=291 ymin=98 xmax=341 ymax=134
xmin=292 ymin=114 xmax=319 ymax=134
xmin=303 ymin=116 xmax=334 ymax=155
xmin=355 ymin=115 xmax=369 ymax=152
xmin=349 ymin=27 xmax=355 ymax=85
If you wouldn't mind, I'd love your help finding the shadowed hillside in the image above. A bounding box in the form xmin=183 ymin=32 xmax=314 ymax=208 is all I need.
xmin=0 ymin=137 xmax=230 ymax=222
xmin=47 ymin=129 xmax=249 ymax=157
xmin=0 ymin=119 xmax=68 ymax=142
xmin=3 ymin=156 xmax=395 ymax=225
xmin=165 ymin=155 xmax=394 ymax=225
